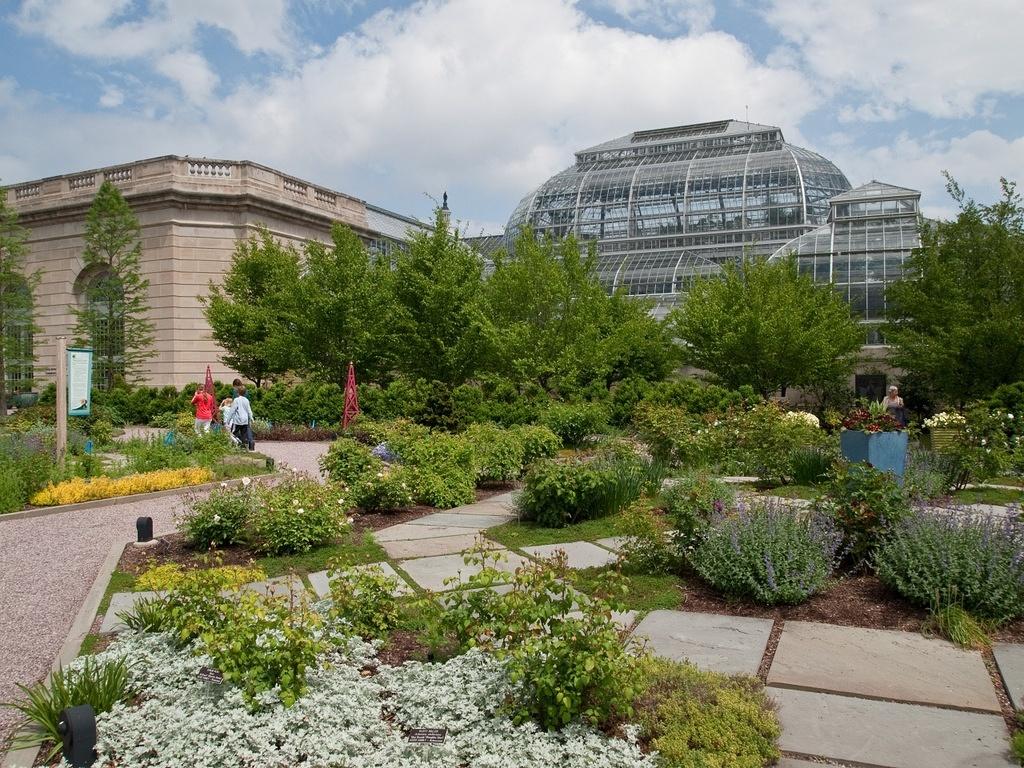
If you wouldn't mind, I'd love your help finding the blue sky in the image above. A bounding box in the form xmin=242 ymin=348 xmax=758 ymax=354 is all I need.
xmin=1 ymin=0 xmax=1022 ymax=231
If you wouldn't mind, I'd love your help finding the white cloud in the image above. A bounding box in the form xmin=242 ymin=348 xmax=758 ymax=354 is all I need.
xmin=762 ymin=0 xmax=1024 ymax=119
xmin=829 ymin=129 xmax=1024 ymax=220
xmin=98 ymin=85 xmax=125 ymax=108
xmin=592 ymin=0 xmax=715 ymax=33
xmin=155 ymin=51 xmax=219 ymax=103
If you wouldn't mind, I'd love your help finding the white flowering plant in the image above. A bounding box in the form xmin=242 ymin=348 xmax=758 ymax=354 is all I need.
xmin=249 ymin=475 xmax=350 ymax=555
xmin=923 ymin=411 xmax=967 ymax=429
xmin=179 ymin=483 xmax=258 ymax=549
xmin=783 ymin=410 xmax=821 ymax=428
xmin=352 ymin=465 xmax=416 ymax=511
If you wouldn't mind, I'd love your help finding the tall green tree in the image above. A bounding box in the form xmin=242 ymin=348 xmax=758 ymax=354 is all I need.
xmin=393 ymin=210 xmax=490 ymax=385
xmin=297 ymin=223 xmax=398 ymax=385
xmin=72 ymin=181 xmax=155 ymax=388
xmin=668 ymin=256 xmax=862 ymax=397
xmin=0 ymin=191 xmax=40 ymax=416
xmin=887 ymin=177 xmax=1024 ymax=406
xmin=201 ymin=227 xmax=302 ymax=387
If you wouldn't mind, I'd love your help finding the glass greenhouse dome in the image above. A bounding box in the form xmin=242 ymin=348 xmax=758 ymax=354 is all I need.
xmin=505 ymin=119 xmax=852 ymax=313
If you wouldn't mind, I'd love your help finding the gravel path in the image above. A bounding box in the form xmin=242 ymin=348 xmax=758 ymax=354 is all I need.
xmin=0 ymin=441 xmax=331 ymax=747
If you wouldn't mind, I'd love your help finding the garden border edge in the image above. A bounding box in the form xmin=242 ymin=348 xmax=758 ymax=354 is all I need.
xmin=0 ymin=472 xmax=284 ymax=524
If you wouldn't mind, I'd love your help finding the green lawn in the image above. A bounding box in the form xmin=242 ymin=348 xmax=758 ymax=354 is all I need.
xmin=989 ymin=475 xmax=1024 ymax=488
xmin=952 ymin=487 xmax=1024 ymax=506
xmin=574 ymin=569 xmax=687 ymax=612
xmin=257 ymin=531 xmax=388 ymax=577
xmin=486 ymin=515 xmax=634 ymax=550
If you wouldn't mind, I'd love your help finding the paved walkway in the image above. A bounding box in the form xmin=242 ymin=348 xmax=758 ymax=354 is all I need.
xmin=0 ymin=440 xmax=330 ymax=747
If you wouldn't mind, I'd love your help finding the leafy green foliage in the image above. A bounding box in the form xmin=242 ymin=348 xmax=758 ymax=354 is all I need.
xmin=249 ymin=477 xmax=348 ymax=555
xmin=464 ymin=422 xmax=526 ymax=482
xmin=352 ymin=465 xmax=415 ymax=511
xmin=200 ymin=226 xmax=302 ymax=386
xmin=790 ymin=445 xmax=835 ymax=485
xmin=388 ymin=428 xmax=477 ymax=508
xmin=940 ymin=403 xmax=1012 ymax=489
xmin=538 ymin=401 xmax=607 ymax=446
xmin=617 ymin=501 xmax=680 ymax=575
xmin=2 ymin=657 xmax=134 ymax=760
xmin=437 ymin=548 xmax=642 ymax=729
xmin=0 ymin=431 xmax=58 ymax=513
xmin=669 ymin=256 xmax=862 ymax=397
xmin=818 ymin=463 xmax=910 ymax=564
xmin=0 ymin=191 xmax=39 ymax=414
xmin=180 ymin=484 xmax=255 ymax=549
xmin=327 ymin=564 xmax=401 ymax=640
xmin=635 ymin=657 xmax=780 ymax=768
xmin=926 ymin=603 xmax=990 ymax=650
xmin=660 ymin=474 xmax=736 ymax=549
xmin=734 ymin=403 xmax=829 ymax=484
xmin=319 ymin=437 xmax=380 ymax=486
xmin=71 ymin=181 xmax=155 ymax=388
xmin=510 ymin=424 xmax=561 ymax=466
xmin=887 ymin=177 xmax=1024 ymax=405
xmin=690 ymin=501 xmax=841 ymax=605
xmin=875 ymin=510 xmax=1024 ymax=623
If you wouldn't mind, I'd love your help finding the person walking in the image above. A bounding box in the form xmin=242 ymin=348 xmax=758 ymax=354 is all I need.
xmin=190 ymin=386 xmax=216 ymax=434
xmin=226 ymin=385 xmax=255 ymax=450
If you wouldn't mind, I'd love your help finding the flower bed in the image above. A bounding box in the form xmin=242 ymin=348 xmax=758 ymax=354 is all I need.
xmin=29 ymin=467 xmax=214 ymax=506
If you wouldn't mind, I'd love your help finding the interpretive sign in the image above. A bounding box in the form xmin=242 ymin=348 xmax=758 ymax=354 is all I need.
xmin=197 ymin=666 xmax=224 ymax=684
xmin=405 ymin=728 xmax=446 ymax=745
xmin=67 ymin=348 xmax=93 ymax=417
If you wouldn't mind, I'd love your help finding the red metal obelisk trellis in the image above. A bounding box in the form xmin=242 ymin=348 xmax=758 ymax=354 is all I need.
xmin=204 ymin=365 xmax=215 ymax=396
xmin=342 ymin=361 xmax=360 ymax=429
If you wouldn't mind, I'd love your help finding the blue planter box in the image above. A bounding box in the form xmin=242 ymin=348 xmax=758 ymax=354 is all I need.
xmin=840 ymin=430 xmax=909 ymax=481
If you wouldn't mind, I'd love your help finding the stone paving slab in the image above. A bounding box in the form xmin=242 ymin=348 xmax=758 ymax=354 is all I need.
xmin=594 ymin=536 xmax=628 ymax=552
xmin=382 ymin=533 xmax=498 ymax=560
xmin=374 ymin=523 xmax=479 ymax=542
xmin=522 ymin=541 xmax=619 ymax=569
xmin=993 ymin=643 xmax=1024 ymax=710
xmin=771 ymin=687 xmax=1016 ymax=768
xmin=445 ymin=495 xmax=516 ymax=516
xmin=568 ymin=608 xmax=638 ymax=630
xmin=242 ymin=575 xmax=306 ymax=600
xmin=308 ymin=563 xmax=414 ymax=599
xmin=769 ymin=621 xmax=1000 ymax=712
xmin=99 ymin=591 xmax=162 ymax=633
xmin=407 ymin=512 xmax=513 ymax=529
xmin=398 ymin=550 xmax=530 ymax=592
xmin=632 ymin=610 xmax=773 ymax=676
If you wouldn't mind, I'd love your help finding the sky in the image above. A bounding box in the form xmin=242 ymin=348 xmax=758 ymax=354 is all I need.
xmin=1 ymin=0 xmax=1022 ymax=233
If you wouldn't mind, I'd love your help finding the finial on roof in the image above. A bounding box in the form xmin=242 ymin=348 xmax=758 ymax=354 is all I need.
xmin=442 ymin=191 xmax=449 ymax=210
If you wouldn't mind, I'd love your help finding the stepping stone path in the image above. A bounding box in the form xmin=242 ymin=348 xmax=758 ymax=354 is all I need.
xmin=994 ymin=643 xmax=1024 ymax=710
xmin=99 ymin=590 xmax=163 ymax=633
xmin=308 ymin=563 xmax=413 ymax=599
xmin=521 ymin=541 xmax=619 ymax=569
xmin=632 ymin=609 xmax=773 ymax=676
xmin=399 ymin=551 xmax=531 ymax=592
xmin=243 ymin=575 xmax=306 ymax=600
xmin=594 ymin=536 xmax=628 ymax=552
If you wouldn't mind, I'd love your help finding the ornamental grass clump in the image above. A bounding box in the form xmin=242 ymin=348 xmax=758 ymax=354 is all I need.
xmin=689 ymin=500 xmax=842 ymax=605
xmin=874 ymin=509 xmax=1024 ymax=624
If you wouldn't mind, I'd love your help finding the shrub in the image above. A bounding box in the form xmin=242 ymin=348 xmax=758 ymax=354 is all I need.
xmin=635 ymin=657 xmax=780 ymax=768
xmin=874 ymin=510 xmax=1024 ymax=623
xmin=632 ymin=404 xmax=735 ymax=469
xmin=319 ymin=437 xmax=381 ymax=486
xmin=940 ymin=404 xmax=1012 ymax=489
xmin=904 ymin=448 xmax=953 ymax=501
xmin=327 ymin=564 xmax=401 ymax=640
xmin=352 ymin=465 xmax=415 ymax=511
xmin=734 ymin=402 xmax=827 ymax=484
xmin=388 ymin=429 xmax=476 ymax=508
xmin=0 ymin=470 xmax=26 ymax=515
xmin=249 ymin=476 xmax=348 ymax=555
xmin=2 ymin=656 xmax=134 ymax=761
xmin=512 ymin=424 xmax=562 ymax=466
xmin=135 ymin=563 xmax=265 ymax=592
xmin=690 ymin=501 xmax=841 ymax=605
xmin=790 ymin=445 xmax=834 ymax=485
xmin=618 ymin=501 xmax=680 ymax=575
xmin=818 ymin=463 xmax=909 ymax=565
xmin=538 ymin=401 xmax=608 ymax=447
xmin=660 ymin=474 xmax=736 ymax=549
xmin=0 ymin=433 xmax=60 ymax=513
xmin=88 ymin=418 xmax=114 ymax=446
xmin=30 ymin=467 xmax=213 ymax=506
xmin=439 ymin=549 xmax=642 ymax=729
xmin=122 ymin=437 xmax=192 ymax=473
xmin=464 ymin=422 xmax=525 ymax=483
xmin=516 ymin=459 xmax=608 ymax=528
xmin=179 ymin=482 xmax=256 ymax=549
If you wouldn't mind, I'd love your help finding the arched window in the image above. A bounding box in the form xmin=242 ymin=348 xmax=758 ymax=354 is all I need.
xmin=3 ymin=277 xmax=34 ymax=394
xmin=74 ymin=265 xmax=125 ymax=390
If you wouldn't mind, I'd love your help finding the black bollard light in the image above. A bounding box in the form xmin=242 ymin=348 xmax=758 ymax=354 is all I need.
xmin=136 ymin=516 xmax=153 ymax=543
xmin=58 ymin=704 xmax=97 ymax=767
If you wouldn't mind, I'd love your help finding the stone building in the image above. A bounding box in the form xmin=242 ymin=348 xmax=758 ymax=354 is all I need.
xmin=4 ymin=155 xmax=426 ymax=389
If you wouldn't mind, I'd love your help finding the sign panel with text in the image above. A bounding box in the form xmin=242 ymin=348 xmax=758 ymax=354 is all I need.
xmin=67 ymin=348 xmax=93 ymax=417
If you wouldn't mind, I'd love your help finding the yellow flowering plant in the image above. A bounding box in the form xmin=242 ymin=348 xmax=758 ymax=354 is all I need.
xmin=30 ymin=467 xmax=213 ymax=506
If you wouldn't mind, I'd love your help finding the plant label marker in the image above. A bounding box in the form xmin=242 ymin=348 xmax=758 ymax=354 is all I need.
xmin=198 ymin=666 xmax=224 ymax=684
xmin=405 ymin=727 xmax=447 ymax=744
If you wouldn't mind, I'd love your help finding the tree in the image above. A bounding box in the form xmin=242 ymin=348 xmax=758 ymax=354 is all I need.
xmin=297 ymin=223 xmax=398 ymax=385
xmin=393 ymin=210 xmax=490 ymax=386
xmin=72 ymin=181 xmax=155 ymax=388
xmin=0 ymin=192 xmax=40 ymax=417
xmin=887 ymin=177 xmax=1024 ymax=406
xmin=668 ymin=256 xmax=862 ymax=397
xmin=484 ymin=229 xmax=677 ymax=391
xmin=201 ymin=227 xmax=302 ymax=387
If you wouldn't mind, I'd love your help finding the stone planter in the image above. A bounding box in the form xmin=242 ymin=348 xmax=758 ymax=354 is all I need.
xmin=840 ymin=429 xmax=909 ymax=482
xmin=928 ymin=427 xmax=959 ymax=453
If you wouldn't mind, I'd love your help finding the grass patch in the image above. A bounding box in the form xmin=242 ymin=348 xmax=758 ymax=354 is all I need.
xmin=98 ymin=570 xmax=137 ymax=612
xmin=951 ymin=487 xmax=1024 ymax=506
xmin=756 ymin=484 xmax=820 ymax=500
xmin=486 ymin=515 xmax=633 ymax=550
xmin=78 ymin=633 xmax=100 ymax=656
xmin=574 ymin=569 xmax=686 ymax=612
xmin=256 ymin=531 xmax=387 ymax=577
xmin=991 ymin=476 xmax=1024 ymax=489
